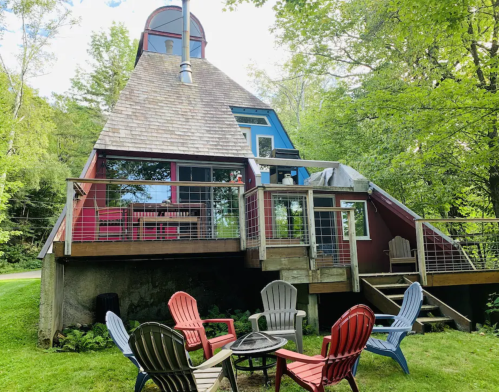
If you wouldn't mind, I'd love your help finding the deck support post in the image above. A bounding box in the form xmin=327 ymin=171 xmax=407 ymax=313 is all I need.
xmin=257 ymin=187 xmax=266 ymax=261
xmin=306 ymin=190 xmax=317 ymax=270
xmin=238 ymin=186 xmax=246 ymax=251
xmin=415 ymin=220 xmax=428 ymax=286
xmin=65 ymin=180 xmax=73 ymax=256
xmin=347 ymin=210 xmax=360 ymax=292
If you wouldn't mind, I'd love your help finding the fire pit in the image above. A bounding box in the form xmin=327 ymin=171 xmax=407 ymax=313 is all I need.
xmin=223 ymin=332 xmax=287 ymax=386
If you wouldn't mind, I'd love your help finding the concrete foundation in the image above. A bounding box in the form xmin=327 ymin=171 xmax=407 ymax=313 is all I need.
xmin=38 ymin=253 xmax=64 ymax=348
xmin=296 ymin=284 xmax=319 ymax=332
xmin=60 ymin=255 xmax=277 ymax=327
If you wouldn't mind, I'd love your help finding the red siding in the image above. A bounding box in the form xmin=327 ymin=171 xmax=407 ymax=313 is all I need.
xmin=334 ymin=193 xmax=393 ymax=274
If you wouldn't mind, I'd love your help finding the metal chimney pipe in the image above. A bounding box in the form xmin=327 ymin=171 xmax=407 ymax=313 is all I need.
xmin=165 ymin=39 xmax=174 ymax=54
xmin=179 ymin=0 xmax=193 ymax=83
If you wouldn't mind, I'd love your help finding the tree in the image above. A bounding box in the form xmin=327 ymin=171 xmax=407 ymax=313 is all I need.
xmin=228 ymin=0 xmax=499 ymax=219
xmin=0 ymin=0 xmax=76 ymax=198
xmin=70 ymin=22 xmax=138 ymax=113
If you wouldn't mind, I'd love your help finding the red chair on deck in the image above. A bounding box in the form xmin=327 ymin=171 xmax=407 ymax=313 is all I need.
xmin=94 ymin=199 xmax=127 ymax=240
xmin=168 ymin=291 xmax=237 ymax=359
xmin=275 ymin=305 xmax=375 ymax=392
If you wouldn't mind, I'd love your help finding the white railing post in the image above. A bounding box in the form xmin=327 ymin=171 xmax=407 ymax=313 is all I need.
xmin=65 ymin=180 xmax=74 ymax=256
xmin=415 ymin=220 xmax=428 ymax=285
xmin=238 ymin=186 xmax=246 ymax=251
xmin=307 ymin=190 xmax=317 ymax=269
xmin=257 ymin=187 xmax=267 ymax=261
xmin=347 ymin=209 xmax=360 ymax=292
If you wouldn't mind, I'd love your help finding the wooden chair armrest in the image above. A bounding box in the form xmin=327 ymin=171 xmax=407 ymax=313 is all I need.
xmin=276 ymin=349 xmax=326 ymax=364
xmin=373 ymin=326 xmax=412 ymax=333
xmin=192 ymin=349 xmax=233 ymax=370
xmin=249 ymin=313 xmax=264 ymax=332
xmin=296 ymin=310 xmax=306 ymax=320
xmin=203 ymin=318 xmax=236 ymax=336
xmin=374 ymin=314 xmax=396 ymax=320
xmin=383 ymin=249 xmax=390 ymax=255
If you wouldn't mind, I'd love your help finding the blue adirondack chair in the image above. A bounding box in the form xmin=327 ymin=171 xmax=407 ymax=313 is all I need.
xmin=106 ymin=311 xmax=150 ymax=392
xmin=353 ymin=282 xmax=423 ymax=375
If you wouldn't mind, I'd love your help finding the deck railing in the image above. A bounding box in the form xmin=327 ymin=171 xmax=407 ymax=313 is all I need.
xmin=244 ymin=185 xmax=360 ymax=292
xmin=64 ymin=178 xmax=245 ymax=256
xmin=416 ymin=218 xmax=499 ymax=285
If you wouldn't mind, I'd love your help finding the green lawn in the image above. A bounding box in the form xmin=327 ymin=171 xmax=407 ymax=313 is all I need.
xmin=1 ymin=279 xmax=499 ymax=391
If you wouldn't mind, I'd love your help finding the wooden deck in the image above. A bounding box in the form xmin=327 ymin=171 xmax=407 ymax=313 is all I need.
xmin=53 ymin=239 xmax=241 ymax=258
xmin=309 ymin=270 xmax=499 ymax=293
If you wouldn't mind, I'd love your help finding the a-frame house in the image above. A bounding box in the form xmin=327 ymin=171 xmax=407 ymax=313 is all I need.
xmin=38 ymin=3 xmax=499 ymax=347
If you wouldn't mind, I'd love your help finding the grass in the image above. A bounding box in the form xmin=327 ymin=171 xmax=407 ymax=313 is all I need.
xmin=1 ymin=279 xmax=499 ymax=391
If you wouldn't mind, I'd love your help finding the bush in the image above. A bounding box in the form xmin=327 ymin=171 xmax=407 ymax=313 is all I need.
xmin=54 ymin=323 xmax=114 ymax=353
xmin=0 ymin=243 xmax=39 ymax=264
xmin=0 ymin=243 xmax=41 ymax=273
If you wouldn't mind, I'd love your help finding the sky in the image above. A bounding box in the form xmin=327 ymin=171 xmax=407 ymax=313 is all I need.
xmin=0 ymin=0 xmax=286 ymax=99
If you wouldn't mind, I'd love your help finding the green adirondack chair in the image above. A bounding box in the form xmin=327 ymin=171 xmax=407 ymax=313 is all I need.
xmin=129 ymin=322 xmax=239 ymax=392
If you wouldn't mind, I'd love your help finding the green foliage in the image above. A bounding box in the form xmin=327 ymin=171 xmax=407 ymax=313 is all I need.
xmin=70 ymin=22 xmax=138 ymax=113
xmin=0 ymin=243 xmax=38 ymax=264
xmin=128 ymin=320 xmax=140 ymax=333
xmin=55 ymin=323 xmax=114 ymax=353
xmin=0 ymin=18 xmax=137 ymax=260
xmin=234 ymin=0 xmax=499 ymax=220
xmin=203 ymin=306 xmax=264 ymax=338
xmin=485 ymin=292 xmax=499 ymax=317
xmin=475 ymin=322 xmax=499 ymax=337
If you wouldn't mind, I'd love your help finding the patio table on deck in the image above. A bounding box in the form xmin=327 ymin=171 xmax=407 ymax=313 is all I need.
xmin=128 ymin=203 xmax=207 ymax=240
xmin=139 ymin=216 xmax=201 ymax=240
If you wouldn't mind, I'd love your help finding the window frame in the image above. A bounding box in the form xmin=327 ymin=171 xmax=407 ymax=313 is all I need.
xmin=240 ymin=126 xmax=251 ymax=148
xmin=235 ymin=114 xmax=271 ymax=127
xmin=340 ymin=200 xmax=371 ymax=241
xmin=256 ymin=135 xmax=274 ymax=172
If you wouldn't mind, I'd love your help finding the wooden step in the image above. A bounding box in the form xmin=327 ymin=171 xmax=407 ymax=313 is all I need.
xmin=386 ymin=294 xmax=405 ymax=300
xmin=374 ymin=284 xmax=410 ymax=290
xmin=417 ymin=317 xmax=453 ymax=324
xmin=421 ymin=305 xmax=439 ymax=311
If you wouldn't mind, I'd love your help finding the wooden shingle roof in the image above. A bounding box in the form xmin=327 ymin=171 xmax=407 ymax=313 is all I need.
xmin=95 ymin=51 xmax=271 ymax=158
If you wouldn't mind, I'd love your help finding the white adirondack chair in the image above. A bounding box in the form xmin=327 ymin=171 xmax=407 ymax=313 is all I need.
xmin=249 ymin=280 xmax=306 ymax=353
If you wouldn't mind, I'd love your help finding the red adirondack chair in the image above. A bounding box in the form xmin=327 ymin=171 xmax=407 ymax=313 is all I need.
xmin=275 ymin=305 xmax=375 ymax=392
xmin=168 ymin=291 xmax=237 ymax=359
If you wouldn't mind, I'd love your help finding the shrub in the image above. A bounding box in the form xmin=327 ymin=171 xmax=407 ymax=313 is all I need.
xmin=0 ymin=243 xmax=39 ymax=264
xmin=55 ymin=323 xmax=114 ymax=352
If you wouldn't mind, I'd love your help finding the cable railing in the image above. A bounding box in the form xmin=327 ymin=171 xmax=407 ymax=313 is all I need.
xmin=64 ymin=178 xmax=245 ymax=256
xmin=244 ymin=186 xmax=360 ymax=292
xmin=415 ymin=218 xmax=499 ymax=284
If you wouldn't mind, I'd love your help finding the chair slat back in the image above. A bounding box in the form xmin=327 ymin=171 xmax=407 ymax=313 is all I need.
xmin=388 ymin=282 xmax=423 ymax=347
xmin=261 ymin=280 xmax=298 ymax=331
xmin=389 ymin=236 xmax=411 ymax=258
xmin=324 ymin=305 xmax=375 ymax=385
xmin=130 ymin=322 xmax=197 ymax=392
xmin=168 ymin=292 xmax=204 ymax=347
xmin=106 ymin=311 xmax=130 ymax=354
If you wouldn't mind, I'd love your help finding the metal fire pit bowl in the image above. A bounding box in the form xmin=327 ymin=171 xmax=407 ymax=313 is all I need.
xmin=223 ymin=332 xmax=287 ymax=386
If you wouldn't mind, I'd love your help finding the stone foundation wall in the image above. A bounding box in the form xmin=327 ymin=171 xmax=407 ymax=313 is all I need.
xmin=62 ymin=255 xmax=278 ymax=327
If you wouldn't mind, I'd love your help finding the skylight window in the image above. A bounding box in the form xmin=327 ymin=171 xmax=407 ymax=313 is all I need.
xmin=234 ymin=115 xmax=270 ymax=126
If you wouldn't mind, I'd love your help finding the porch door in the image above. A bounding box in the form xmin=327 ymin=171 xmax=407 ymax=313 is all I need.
xmin=178 ymin=166 xmax=212 ymax=238
xmin=314 ymin=196 xmax=339 ymax=266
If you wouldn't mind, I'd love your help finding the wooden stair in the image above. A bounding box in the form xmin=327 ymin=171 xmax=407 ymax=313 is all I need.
xmin=361 ymin=276 xmax=472 ymax=333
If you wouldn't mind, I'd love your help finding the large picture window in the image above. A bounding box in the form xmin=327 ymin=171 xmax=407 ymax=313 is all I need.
xmin=105 ymin=159 xmax=171 ymax=205
xmin=340 ymin=200 xmax=370 ymax=240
